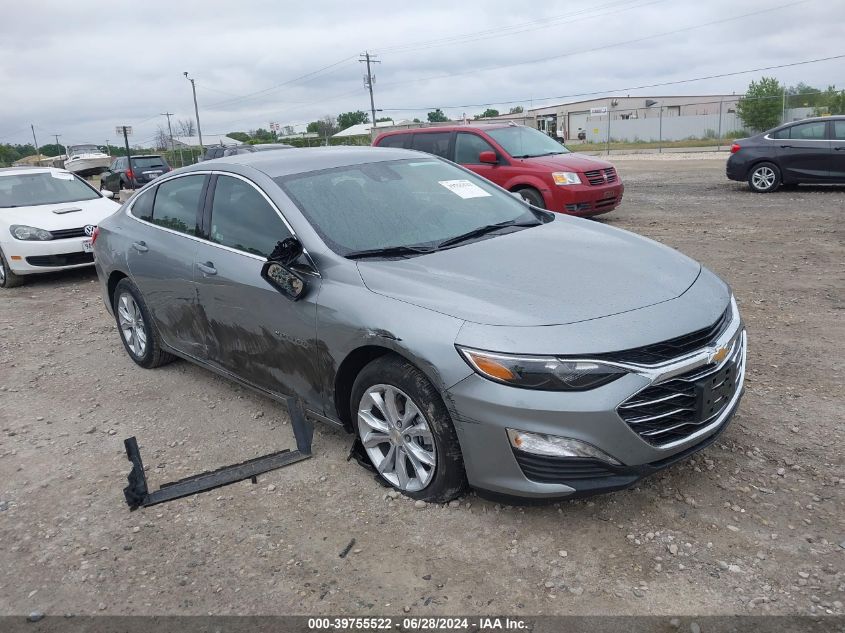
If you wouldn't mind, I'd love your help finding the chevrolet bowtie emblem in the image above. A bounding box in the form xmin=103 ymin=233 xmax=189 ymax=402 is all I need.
xmin=711 ymin=345 xmax=729 ymax=363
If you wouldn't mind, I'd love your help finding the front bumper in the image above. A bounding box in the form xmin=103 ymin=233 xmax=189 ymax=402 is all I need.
xmin=446 ymin=315 xmax=746 ymax=500
xmin=1 ymin=237 xmax=94 ymax=275
xmin=548 ymin=182 xmax=624 ymax=217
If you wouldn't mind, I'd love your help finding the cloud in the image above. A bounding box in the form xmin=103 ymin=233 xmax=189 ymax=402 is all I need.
xmin=0 ymin=0 xmax=839 ymax=146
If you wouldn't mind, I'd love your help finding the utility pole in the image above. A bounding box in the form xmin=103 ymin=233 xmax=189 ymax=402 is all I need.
xmin=31 ymin=124 xmax=41 ymax=160
xmin=160 ymin=111 xmax=179 ymax=164
xmin=52 ymin=134 xmax=63 ymax=155
xmin=116 ymin=125 xmax=134 ymax=190
xmin=359 ymin=52 xmax=381 ymax=130
xmin=717 ymin=97 xmax=724 ymax=152
xmin=183 ymin=72 xmax=204 ymax=151
xmin=782 ymin=88 xmax=787 ymax=124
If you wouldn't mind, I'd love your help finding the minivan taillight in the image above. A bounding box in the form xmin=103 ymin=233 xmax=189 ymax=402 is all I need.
xmin=91 ymin=226 xmax=100 ymax=245
xmin=126 ymin=168 xmax=134 ymax=180
xmin=730 ymin=143 xmax=741 ymax=154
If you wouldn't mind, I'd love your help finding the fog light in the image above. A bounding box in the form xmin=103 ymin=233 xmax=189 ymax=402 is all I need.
xmin=507 ymin=428 xmax=621 ymax=464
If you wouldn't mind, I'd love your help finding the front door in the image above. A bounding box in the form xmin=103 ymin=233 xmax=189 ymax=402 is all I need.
xmin=831 ymin=119 xmax=845 ymax=181
xmin=774 ymin=120 xmax=832 ymax=182
xmin=124 ymin=175 xmax=207 ymax=359
xmin=193 ymin=174 xmax=323 ymax=405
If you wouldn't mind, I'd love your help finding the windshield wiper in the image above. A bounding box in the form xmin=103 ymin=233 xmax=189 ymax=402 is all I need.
xmin=345 ymin=244 xmax=437 ymax=259
xmin=512 ymin=151 xmax=566 ymax=158
xmin=436 ymin=219 xmax=541 ymax=249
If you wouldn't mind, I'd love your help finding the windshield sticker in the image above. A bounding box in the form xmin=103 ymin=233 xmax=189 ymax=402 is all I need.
xmin=50 ymin=171 xmax=75 ymax=180
xmin=438 ymin=179 xmax=491 ymax=199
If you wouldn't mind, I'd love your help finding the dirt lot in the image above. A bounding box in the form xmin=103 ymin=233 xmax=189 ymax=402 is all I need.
xmin=1 ymin=159 xmax=843 ymax=618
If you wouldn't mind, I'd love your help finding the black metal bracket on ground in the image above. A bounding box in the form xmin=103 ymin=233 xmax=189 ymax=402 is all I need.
xmin=122 ymin=396 xmax=314 ymax=511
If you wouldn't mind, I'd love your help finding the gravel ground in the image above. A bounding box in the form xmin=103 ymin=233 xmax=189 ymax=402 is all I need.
xmin=0 ymin=159 xmax=843 ymax=618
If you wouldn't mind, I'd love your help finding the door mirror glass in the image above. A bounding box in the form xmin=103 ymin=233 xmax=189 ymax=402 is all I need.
xmin=261 ymin=261 xmax=306 ymax=300
xmin=478 ymin=150 xmax=498 ymax=164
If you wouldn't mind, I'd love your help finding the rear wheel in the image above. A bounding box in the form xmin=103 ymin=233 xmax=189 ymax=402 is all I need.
xmin=748 ymin=162 xmax=781 ymax=193
xmin=112 ymin=278 xmax=174 ymax=368
xmin=351 ymin=355 xmax=467 ymax=503
xmin=515 ymin=187 xmax=546 ymax=208
xmin=0 ymin=248 xmax=25 ymax=288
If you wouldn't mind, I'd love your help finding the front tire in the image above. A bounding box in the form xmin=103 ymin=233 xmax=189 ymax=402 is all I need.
xmin=112 ymin=278 xmax=174 ymax=368
xmin=351 ymin=355 xmax=467 ymax=503
xmin=515 ymin=187 xmax=546 ymax=208
xmin=0 ymin=248 xmax=25 ymax=288
xmin=748 ymin=162 xmax=781 ymax=193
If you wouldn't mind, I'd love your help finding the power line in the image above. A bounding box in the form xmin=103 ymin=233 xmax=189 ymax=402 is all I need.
xmin=376 ymin=0 xmax=810 ymax=91
xmin=381 ymin=53 xmax=845 ymax=112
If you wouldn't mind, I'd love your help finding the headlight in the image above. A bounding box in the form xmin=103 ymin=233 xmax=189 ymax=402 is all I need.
xmin=457 ymin=347 xmax=627 ymax=391
xmin=552 ymin=171 xmax=581 ymax=186
xmin=10 ymin=225 xmax=52 ymax=241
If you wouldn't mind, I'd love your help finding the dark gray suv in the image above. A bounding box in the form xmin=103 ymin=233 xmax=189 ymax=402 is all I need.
xmin=93 ymin=147 xmax=746 ymax=503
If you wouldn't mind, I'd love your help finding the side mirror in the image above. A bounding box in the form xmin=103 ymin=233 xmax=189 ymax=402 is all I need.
xmin=262 ymin=236 xmax=307 ymax=300
xmin=478 ymin=150 xmax=498 ymax=164
xmin=101 ymin=189 xmax=115 ymax=199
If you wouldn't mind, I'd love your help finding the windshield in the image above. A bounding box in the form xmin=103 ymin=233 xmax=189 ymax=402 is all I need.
xmin=487 ymin=126 xmax=570 ymax=158
xmin=0 ymin=172 xmax=101 ymax=208
xmin=69 ymin=145 xmax=102 ymax=154
xmin=277 ymin=158 xmax=539 ymax=255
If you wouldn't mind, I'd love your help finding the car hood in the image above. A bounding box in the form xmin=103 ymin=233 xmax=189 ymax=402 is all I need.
xmin=0 ymin=196 xmax=119 ymax=231
xmin=356 ymin=217 xmax=701 ymax=327
xmin=517 ymin=152 xmax=614 ymax=172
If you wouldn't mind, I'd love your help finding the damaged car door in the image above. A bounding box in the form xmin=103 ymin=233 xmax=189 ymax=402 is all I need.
xmin=192 ymin=173 xmax=323 ymax=404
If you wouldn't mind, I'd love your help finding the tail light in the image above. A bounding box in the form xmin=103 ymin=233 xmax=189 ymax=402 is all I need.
xmin=126 ymin=168 xmax=134 ymax=180
xmin=730 ymin=143 xmax=741 ymax=154
xmin=91 ymin=226 xmax=100 ymax=245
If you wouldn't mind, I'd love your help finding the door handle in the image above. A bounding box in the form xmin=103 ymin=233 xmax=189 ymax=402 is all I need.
xmin=779 ymin=144 xmax=792 ymax=148
xmin=131 ymin=241 xmax=148 ymax=253
xmin=197 ymin=262 xmax=217 ymax=276
xmin=834 ymin=146 xmax=845 ymax=151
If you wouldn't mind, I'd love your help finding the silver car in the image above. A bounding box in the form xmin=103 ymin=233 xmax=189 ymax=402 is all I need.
xmin=93 ymin=147 xmax=746 ymax=502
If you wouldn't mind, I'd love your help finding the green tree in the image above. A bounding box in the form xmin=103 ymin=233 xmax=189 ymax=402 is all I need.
xmin=227 ymin=131 xmax=251 ymax=142
xmin=473 ymin=108 xmax=499 ymax=119
xmin=736 ymin=76 xmax=783 ymax=131
xmin=250 ymin=128 xmax=276 ymax=142
xmin=509 ymin=106 xmax=524 ymax=114
xmin=375 ymin=117 xmax=392 ymax=123
xmin=38 ymin=143 xmax=64 ymax=157
xmin=427 ymin=109 xmax=448 ymax=123
xmin=337 ymin=110 xmax=369 ymax=130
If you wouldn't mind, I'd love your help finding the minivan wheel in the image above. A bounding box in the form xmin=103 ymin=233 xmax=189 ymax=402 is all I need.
xmin=112 ymin=278 xmax=174 ymax=368
xmin=515 ymin=187 xmax=546 ymax=208
xmin=0 ymin=248 xmax=25 ymax=288
xmin=748 ymin=162 xmax=781 ymax=193
xmin=351 ymin=355 xmax=467 ymax=503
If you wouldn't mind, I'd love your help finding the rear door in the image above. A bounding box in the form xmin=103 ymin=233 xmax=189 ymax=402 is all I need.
xmin=831 ymin=120 xmax=845 ymax=180
xmin=193 ymin=173 xmax=322 ymax=403
xmin=774 ymin=120 xmax=832 ymax=181
xmin=125 ymin=174 xmax=208 ymax=359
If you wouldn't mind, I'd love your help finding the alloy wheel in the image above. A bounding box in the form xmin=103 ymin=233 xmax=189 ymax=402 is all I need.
xmin=751 ymin=166 xmax=776 ymax=190
xmin=357 ymin=384 xmax=437 ymax=492
xmin=0 ymin=257 xmax=6 ymax=285
xmin=117 ymin=292 xmax=147 ymax=357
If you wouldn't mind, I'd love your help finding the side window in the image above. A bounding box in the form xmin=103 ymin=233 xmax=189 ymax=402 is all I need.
xmin=411 ymin=132 xmax=452 ymax=159
xmin=454 ymin=133 xmax=496 ymax=164
xmin=789 ymin=121 xmax=827 ymax=140
xmin=832 ymin=121 xmax=845 ymax=140
xmin=209 ymin=176 xmax=291 ymax=257
xmin=151 ymin=175 xmax=204 ymax=235
xmin=772 ymin=128 xmax=790 ymax=139
xmin=378 ymin=134 xmax=410 ymax=149
xmin=130 ymin=187 xmax=155 ymax=221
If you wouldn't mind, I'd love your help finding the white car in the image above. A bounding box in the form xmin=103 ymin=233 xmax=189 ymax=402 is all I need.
xmin=0 ymin=167 xmax=120 ymax=288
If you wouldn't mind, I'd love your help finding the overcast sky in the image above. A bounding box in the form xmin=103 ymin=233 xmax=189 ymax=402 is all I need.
xmin=1 ymin=0 xmax=842 ymax=148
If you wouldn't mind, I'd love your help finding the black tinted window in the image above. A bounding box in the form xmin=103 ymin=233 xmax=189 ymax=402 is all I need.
xmin=132 ymin=157 xmax=167 ymax=169
xmin=130 ymin=188 xmax=155 ymax=221
xmin=772 ymin=128 xmax=790 ymax=139
xmin=788 ymin=121 xmax=827 ymax=140
xmin=378 ymin=134 xmax=410 ymax=149
xmin=833 ymin=120 xmax=845 ymax=140
xmin=209 ymin=176 xmax=291 ymax=257
xmin=455 ymin=133 xmax=495 ymax=163
xmin=411 ymin=132 xmax=451 ymax=158
xmin=151 ymin=175 xmax=204 ymax=235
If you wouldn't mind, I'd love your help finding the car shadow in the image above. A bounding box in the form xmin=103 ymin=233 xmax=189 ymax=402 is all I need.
xmin=9 ymin=266 xmax=99 ymax=290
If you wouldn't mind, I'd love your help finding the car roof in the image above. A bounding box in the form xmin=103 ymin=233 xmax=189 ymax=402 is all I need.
xmin=377 ymin=123 xmax=517 ymax=137
xmin=180 ymin=146 xmax=431 ymax=178
xmin=125 ymin=154 xmax=164 ymax=158
xmin=0 ymin=166 xmax=67 ymax=176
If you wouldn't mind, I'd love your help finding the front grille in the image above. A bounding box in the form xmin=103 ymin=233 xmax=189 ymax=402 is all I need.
xmin=618 ymin=340 xmax=743 ymax=446
xmin=49 ymin=227 xmax=87 ymax=239
xmin=595 ymin=196 xmax=618 ymax=209
xmin=26 ymin=252 xmax=94 ymax=267
xmin=583 ymin=167 xmax=617 ymax=186
xmin=592 ymin=306 xmax=732 ymax=365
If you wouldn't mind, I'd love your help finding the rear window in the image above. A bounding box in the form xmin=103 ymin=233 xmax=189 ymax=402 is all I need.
xmin=777 ymin=121 xmax=827 ymax=140
xmin=377 ymin=134 xmax=410 ymax=149
xmin=411 ymin=132 xmax=451 ymax=159
xmin=131 ymin=157 xmax=167 ymax=169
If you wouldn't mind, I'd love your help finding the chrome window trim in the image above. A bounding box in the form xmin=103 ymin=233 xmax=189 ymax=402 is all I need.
xmin=124 ymin=170 xmax=321 ymax=276
xmin=763 ymin=134 xmax=830 ymax=142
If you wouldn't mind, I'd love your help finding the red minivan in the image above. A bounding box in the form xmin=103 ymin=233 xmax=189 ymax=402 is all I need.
xmin=373 ymin=123 xmax=623 ymax=216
